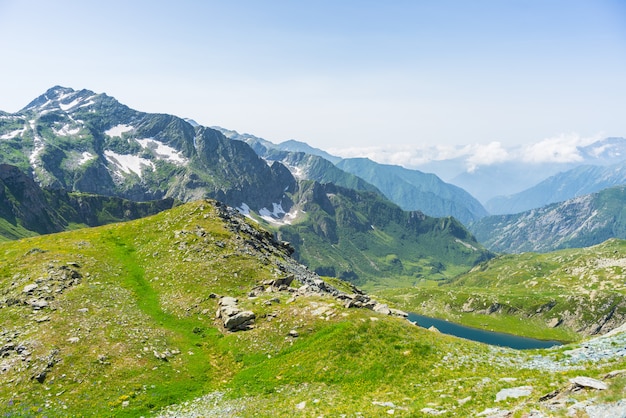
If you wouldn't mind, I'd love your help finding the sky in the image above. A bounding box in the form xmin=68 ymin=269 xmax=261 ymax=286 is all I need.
xmin=1 ymin=0 xmax=625 ymax=169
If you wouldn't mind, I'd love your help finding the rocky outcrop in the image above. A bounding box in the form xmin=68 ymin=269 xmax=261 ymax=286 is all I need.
xmin=1 ymin=261 xmax=83 ymax=311
xmin=216 ymin=297 xmax=256 ymax=331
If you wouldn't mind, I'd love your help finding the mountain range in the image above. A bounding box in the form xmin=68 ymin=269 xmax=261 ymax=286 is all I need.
xmin=217 ymin=128 xmax=488 ymax=224
xmin=1 ymin=86 xmax=626 ymax=417
xmin=0 ymin=86 xmax=492 ymax=284
xmin=470 ymin=185 xmax=626 ymax=253
xmin=486 ymin=159 xmax=626 ymax=215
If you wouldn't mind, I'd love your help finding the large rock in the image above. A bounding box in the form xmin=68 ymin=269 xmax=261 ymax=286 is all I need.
xmin=570 ymin=376 xmax=608 ymax=390
xmin=223 ymin=311 xmax=256 ymax=331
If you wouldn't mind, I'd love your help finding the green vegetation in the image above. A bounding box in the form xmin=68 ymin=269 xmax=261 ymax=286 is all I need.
xmin=378 ymin=239 xmax=626 ymax=341
xmin=0 ymin=201 xmax=624 ymax=417
xmin=276 ymin=181 xmax=492 ymax=287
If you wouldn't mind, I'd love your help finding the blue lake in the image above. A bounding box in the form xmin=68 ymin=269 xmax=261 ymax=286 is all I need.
xmin=408 ymin=313 xmax=562 ymax=350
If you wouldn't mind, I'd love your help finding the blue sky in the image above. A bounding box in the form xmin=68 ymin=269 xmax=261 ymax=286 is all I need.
xmin=1 ymin=0 xmax=625 ymax=165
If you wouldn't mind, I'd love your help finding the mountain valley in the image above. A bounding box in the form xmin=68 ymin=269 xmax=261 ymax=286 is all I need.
xmin=0 ymin=86 xmax=626 ymax=416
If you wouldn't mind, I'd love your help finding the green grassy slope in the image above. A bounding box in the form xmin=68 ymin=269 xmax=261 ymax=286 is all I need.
xmin=379 ymin=239 xmax=626 ymax=341
xmin=277 ymin=182 xmax=493 ymax=288
xmin=0 ymin=201 xmax=624 ymax=417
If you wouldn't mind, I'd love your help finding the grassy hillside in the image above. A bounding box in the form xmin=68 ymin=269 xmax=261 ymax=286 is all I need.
xmin=379 ymin=239 xmax=626 ymax=341
xmin=0 ymin=201 xmax=624 ymax=416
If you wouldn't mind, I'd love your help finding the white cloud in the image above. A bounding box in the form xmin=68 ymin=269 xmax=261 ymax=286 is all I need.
xmin=521 ymin=133 xmax=601 ymax=164
xmin=464 ymin=142 xmax=511 ymax=172
xmin=328 ymin=144 xmax=470 ymax=168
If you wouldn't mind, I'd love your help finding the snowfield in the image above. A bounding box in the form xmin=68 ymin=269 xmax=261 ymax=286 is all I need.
xmin=105 ymin=124 xmax=134 ymax=137
xmin=137 ymin=138 xmax=188 ymax=165
xmin=104 ymin=150 xmax=154 ymax=177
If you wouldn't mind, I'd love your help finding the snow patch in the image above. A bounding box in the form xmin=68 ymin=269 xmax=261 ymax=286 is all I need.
xmin=238 ymin=202 xmax=300 ymax=225
xmin=236 ymin=203 xmax=259 ymax=223
xmin=260 ymin=203 xmax=300 ymax=225
xmin=455 ymin=239 xmax=478 ymax=251
xmin=237 ymin=203 xmax=251 ymax=216
xmin=104 ymin=150 xmax=154 ymax=176
xmin=77 ymin=100 xmax=95 ymax=109
xmin=79 ymin=152 xmax=95 ymax=165
xmin=105 ymin=124 xmax=134 ymax=137
xmin=58 ymin=94 xmax=96 ymax=111
xmin=259 ymin=202 xmax=286 ymax=221
xmin=137 ymin=138 xmax=188 ymax=165
xmin=59 ymin=98 xmax=83 ymax=111
xmin=53 ymin=124 xmax=80 ymax=136
xmin=285 ymin=164 xmax=306 ymax=180
xmin=1 ymin=127 xmax=27 ymax=140
xmin=28 ymin=120 xmax=44 ymax=166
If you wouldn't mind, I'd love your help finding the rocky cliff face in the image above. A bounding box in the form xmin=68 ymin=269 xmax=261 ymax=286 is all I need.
xmin=0 ymin=163 xmax=178 ymax=239
xmin=0 ymin=164 xmax=65 ymax=235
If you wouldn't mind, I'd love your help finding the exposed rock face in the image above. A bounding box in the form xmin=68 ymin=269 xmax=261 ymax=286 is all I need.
xmin=0 ymin=164 xmax=65 ymax=235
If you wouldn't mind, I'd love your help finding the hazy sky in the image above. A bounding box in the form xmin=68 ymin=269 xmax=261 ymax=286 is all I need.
xmin=1 ymin=0 xmax=625 ymax=161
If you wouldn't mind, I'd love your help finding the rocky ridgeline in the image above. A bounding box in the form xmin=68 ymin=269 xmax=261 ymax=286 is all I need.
xmin=209 ymin=202 xmax=407 ymax=332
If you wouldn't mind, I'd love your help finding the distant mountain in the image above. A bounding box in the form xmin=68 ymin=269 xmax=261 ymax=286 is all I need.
xmin=1 ymin=86 xmax=294 ymax=211
xmin=262 ymin=150 xmax=381 ymax=193
xmin=218 ymin=128 xmax=341 ymax=163
xmin=449 ymin=162 xmax=573 ymax=204
xmin=470 ymin=185 xmax=626 ymax=253
xmin=0 ymin=86 xmax=491 ymax=284
xmin=425 ymin=137 xmax=626 ymax=203
xmin=216 ymin=127 xmax=487 ymax=224
xmin=486 ymin=160 xmax=626 ymax=215
xmin=336 ymin=158 xmax=488 ymax=224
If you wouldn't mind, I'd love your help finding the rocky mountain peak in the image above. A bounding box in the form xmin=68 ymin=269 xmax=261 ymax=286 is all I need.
xmin=20 ymin=86 xmax=98 ymax=113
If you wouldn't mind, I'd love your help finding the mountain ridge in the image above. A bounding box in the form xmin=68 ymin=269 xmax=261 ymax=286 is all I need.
xmin=470 ymin=185 xmax=626 ymax=253
xmin=486 ymin=159 xmax=626 ymax=215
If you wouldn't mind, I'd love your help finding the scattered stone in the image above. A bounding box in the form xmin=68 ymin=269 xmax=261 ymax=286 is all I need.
xmin=495 ymin=386 xmax=533 ymax=402
xmin=248 ymin=286 xmax=265 ymax=297
xmin=477 ymin=408 xmax=511 ymax=417
xmin=373 ymin=401 xmax=396 ymax=408
xmin=295 ymin=401 xmax=306 ymax=410
xmin=67 ymin=337 xmax=80 ymax=343
xmin=288 ymin=330 xmax=299 ymax=338
xmin=373 ymin=303 xmax=391 ymax=315
xmin=569 ymin=376 xmax=608 ymax=390
xmin=29 ymin=299 xmax=49 ymax=309
xmin=220 ymin=296 xmax=238 ymax=307
xmin=428 ymin=326 xmax=440 ymax=333
xmin=457 ymin=396 xmax=471 ymax=405
xmin=605 ymin=369 xmax=626 ymax=379
xmin=420 ymin=407 xmax=446 ymax=415
xmin=547 ymin=317 xmax=562 ymax=328
xmin=23 ymin=283 xmax=38 ymax=293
